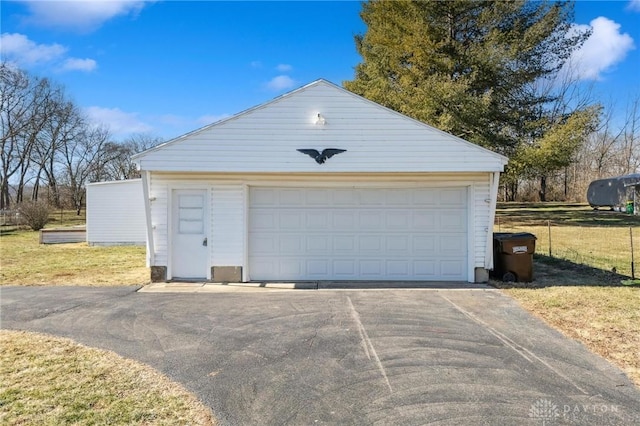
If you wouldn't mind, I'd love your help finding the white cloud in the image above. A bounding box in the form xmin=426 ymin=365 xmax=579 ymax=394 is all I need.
xmin=566 ymin=17 xmax=635 ymax=81
xmin=61 ymin=58 xmax=97 ymax=72
xmin=627 ymin=0 xmax=640 ymax=12
xmin=0 ymin=33 xmax=66 ymax=65
xmin=0 ymin=32 xmax=97 ymax=72
xmin=18 ymin=0 xmax=151 ymax=32
xmin=276 ymin=63 xmax=292 ymax=72
xmin=266 ymin=75 xmax=296 ymax=91
xmin=250 ymin=61 xmax=262 ymax=68
xmin=85 ymin=106 xmax=153 ymax=136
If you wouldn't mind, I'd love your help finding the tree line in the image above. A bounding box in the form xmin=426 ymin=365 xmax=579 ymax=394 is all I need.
xmin=0 ymin=62 xmax=162 ymax=213
xmin=345 ymin=0 xmax=639 ymax=202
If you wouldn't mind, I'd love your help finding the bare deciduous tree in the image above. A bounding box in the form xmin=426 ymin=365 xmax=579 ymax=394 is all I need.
xmin=0 ymin=64 xmax=54 ymax=208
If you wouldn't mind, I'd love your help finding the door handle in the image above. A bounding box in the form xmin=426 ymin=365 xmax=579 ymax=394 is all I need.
xmin=202 ymin=237 xmax=208 ymax=247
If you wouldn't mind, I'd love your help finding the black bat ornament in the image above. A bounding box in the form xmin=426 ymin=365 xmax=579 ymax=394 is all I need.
xmin=297 ymin=148 xmax=347 ymax=164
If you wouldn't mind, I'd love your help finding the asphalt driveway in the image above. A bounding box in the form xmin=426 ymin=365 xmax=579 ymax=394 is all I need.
xmin=1 ymin=285 xmax=639 ymax=425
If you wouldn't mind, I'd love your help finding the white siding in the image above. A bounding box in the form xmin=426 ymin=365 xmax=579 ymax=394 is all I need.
xmin=147 ymin=172 xmax=493 ymax=280
xmin=148 ymin=174 xmax=246 ymax=271
xmin=211 ymin=185 xmax=244 ymax=266
xmin=135 ymin=80 xmax=507 ymax=174
xmin=86 ymin=180 xmax=146 ymax=245
xmin=473 ymin=176 xmax=491 ymax=268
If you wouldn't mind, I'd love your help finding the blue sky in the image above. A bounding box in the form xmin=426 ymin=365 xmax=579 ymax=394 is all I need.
xmin=1 ymin=1 xmax=639 ymax=140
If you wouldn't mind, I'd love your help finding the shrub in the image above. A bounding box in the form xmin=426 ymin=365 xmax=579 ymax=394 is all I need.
xmin=17 ymin=201 xmax=51 ymax=231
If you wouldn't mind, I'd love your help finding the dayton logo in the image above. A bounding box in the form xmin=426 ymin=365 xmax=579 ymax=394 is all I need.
xmin=529 ymin=399 xmax=560 ymax=425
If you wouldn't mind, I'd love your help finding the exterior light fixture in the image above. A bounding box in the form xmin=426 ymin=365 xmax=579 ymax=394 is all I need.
xmin=315 ymin=113 xmax=326 ymax=125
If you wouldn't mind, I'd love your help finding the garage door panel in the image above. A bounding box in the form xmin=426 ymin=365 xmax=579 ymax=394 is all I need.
xmin=333 ymin=211 xmax=356 ymax=229
xmin=412 ymin=211 xmax=437 ymax=229
xmin=306 ymin=189 xmax=330 ymax=205
xmin=386 ymin=235 xmax=409 ymax=253
xmin=279 ymin=189 xmax=306 ymax=206
xmin=412 ymin=235 xmax=437 ymax=254
xmin=249 ymin=187 xmax=468 ymax=281
xmin=279 ymin=259 xmax=303 ymax=277
xmin=385 ymin=189 xmax=412 ymax=205
xmin=306 ymin=235 xmax=329 ymax=253
xmin=360 ymin=189 xmax=384 ymax=205
xmin=251 ymin=188 xmax=277 ymax=206
xmin=440 ymin=235 xmax=466 ymax=255
xmin=305 ymin=211 xmax=329 ymax=229
xmin=359 ymin=235 xmax=382 ymax=252
xmin=440 ymin=210 xmax=467 ymax=230
xmin=386 ymin=211 xmax=410 ymax=229
xmin=334 ymin=235 xmax=355 ymax=251
xmin=251 ymin=259 xmax=276 ymax=277
xmin=252 ymin=212 xmax=277 ymax=230
xmin=441 ymin=260 xmax=466 ymax=277
xmin=359 ymin=211 xmax=383 ymax=228
xmin=359 ymin=260 xmax=383 ymax=277
xmin=279 ymin=235 xmax=302 ymax=253
xmin=414 ymin=260 xmax=437 ymax=277
xmin=333 ymin=189 xmax=356 ymax=205
xmin=333 ymin=260 xmax=356 ymax=276
xmin=413 ymin=188 xmax=439 ymax=205
xmin=440 ymin=188 xmax=466 ymax=205
xmin=279 ymin=211 xmax=303 ymax=230
xmin=387 ymin=260 xmax=410 ymax=276
xmin=252 ymin=235 xmax=276 ymax=253
xmin=307 ymin=260 xmax=329 ymax=276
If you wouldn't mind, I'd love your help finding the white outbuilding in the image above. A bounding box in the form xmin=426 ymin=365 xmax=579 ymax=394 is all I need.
xmin=133 ymin=79 xmax=507 ymax=283
xmin=86 ymin=179 xmax=146 ymax=246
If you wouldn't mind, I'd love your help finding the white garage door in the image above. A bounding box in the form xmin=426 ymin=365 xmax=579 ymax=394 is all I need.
xmin=248 ymin=187 xmax=468 ymax=281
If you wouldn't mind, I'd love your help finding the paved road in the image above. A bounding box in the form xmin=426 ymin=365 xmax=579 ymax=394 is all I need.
xmin=2 ymin=285 xmax=639 ymax=425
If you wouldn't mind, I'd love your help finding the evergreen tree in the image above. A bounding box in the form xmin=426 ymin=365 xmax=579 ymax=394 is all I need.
xmin=344 ymin=0 xmax=591 ymax=156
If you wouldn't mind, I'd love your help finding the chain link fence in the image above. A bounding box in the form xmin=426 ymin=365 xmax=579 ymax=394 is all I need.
xmin=495 ymin=218 xmax=638 ymax=279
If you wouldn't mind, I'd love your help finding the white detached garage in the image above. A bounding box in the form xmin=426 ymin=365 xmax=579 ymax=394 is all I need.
xmin=133 ymin=79 xmax=507 ymax=283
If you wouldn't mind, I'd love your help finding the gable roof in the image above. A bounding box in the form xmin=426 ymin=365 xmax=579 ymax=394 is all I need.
xmin=134 ymin=79 xmax=508 ymax=173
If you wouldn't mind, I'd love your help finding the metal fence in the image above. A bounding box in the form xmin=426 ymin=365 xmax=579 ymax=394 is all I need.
xmin=494 ymin=219 xmax=638 ymax=279
xmin=0 ymin=210 xmax=22 ymax=227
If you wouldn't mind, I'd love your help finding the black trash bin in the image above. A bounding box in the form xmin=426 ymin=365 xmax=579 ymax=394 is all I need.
xmin=492 ymin=232 xmax=537 ymax=282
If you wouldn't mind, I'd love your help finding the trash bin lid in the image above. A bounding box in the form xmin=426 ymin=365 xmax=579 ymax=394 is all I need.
xmin=493 ymin=232 xmax=537 ymax=240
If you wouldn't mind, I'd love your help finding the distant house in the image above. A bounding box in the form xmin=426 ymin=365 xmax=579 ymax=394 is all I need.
xmin=86 ymin=179 xmax=146 ymax=246
xmin=587 ymin=174 xmax=640 ymax=211
xmin=132 ymin=79 xmax=508 ymax=284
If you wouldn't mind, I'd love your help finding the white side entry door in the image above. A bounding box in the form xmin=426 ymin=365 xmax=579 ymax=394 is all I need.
xmin=171 ymin=189 xmax=208 ymax=279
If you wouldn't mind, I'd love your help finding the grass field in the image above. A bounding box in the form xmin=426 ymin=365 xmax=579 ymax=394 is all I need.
xmin=0 ymin=230 xmax=148 ymax=286
xmin=494 ymin=203 xmax=640 ymax=386
xmin=495 ymin=202 xmax=639 ymax=277
xmin=0 ymin=330 xmax=214 ymax=425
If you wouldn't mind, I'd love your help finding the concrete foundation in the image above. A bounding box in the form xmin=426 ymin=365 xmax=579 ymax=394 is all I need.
xmin=474 ymin=267 xmax=490 ymax=283
xmin=150 ymin=266 xmax=167 ymax=283
xmin=212 ymin=266 xmax=243 ymax=282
